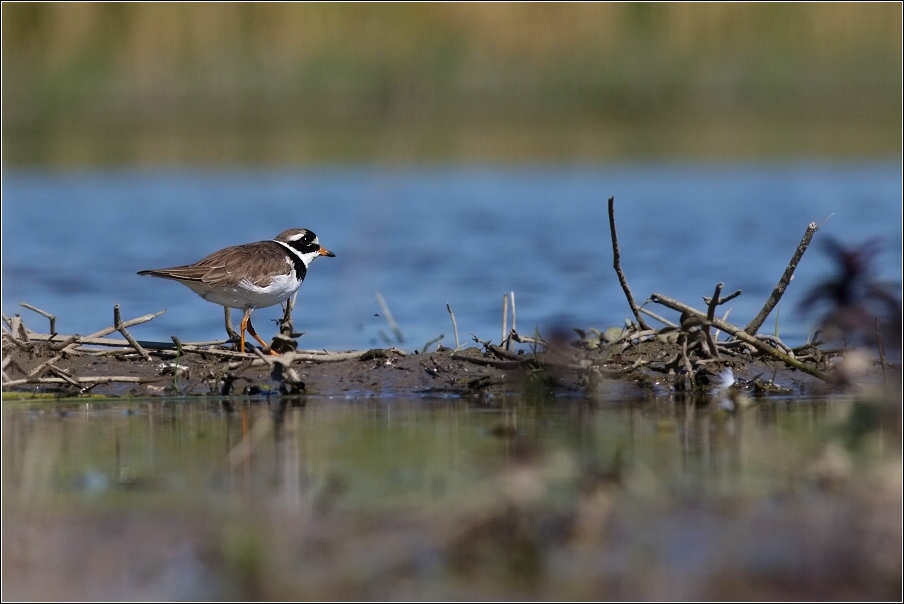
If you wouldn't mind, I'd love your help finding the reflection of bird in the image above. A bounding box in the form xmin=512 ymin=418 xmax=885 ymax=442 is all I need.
xmin=799 ymin=237 xmax=901 ymax=347
xmin=714 ymin=368 xmax=749 ymax=412
xmin=138 ymin=228 xmax=335 ymax=353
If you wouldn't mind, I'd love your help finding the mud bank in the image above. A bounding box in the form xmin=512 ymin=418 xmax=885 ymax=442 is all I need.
xmin=3 ymin=327 xmax=842 ymax=402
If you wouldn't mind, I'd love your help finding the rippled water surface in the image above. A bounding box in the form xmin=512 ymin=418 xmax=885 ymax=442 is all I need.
xmin=2 ymin=164 xmax=900 ymax=350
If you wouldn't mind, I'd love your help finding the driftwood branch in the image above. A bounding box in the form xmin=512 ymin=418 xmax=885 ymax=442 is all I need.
xmin=20 ymin=303 xmax=56 ymax=334
xmin=744 ymin=222 xmax=818 ymax=335
xmin=446 ymin=303 xmax=460 ymax=350
xmin=86 ymin=309 xmax=167 ymax=339
xmin=702 ymin=283 xmax=723 ymax=357
xmin=114 ymin=305 xmax=151 ymax=361
xmin=3 ymin=376 xmax=152 ymax=387
xmin=501 ymin=294 xmax=509 ymax=347
xmin=607 ymin=197 xmax=651 ymax=330
xmin=638 ymin=307 xmax=677 ymax=328
xmin=650 ymin=292 xmax=830 ymax=381
xmin=22 ymin=332 xmax=229 ymax=350
xmin=422 ymin=334 xmax=444 ymax=353
xmin=703 ymin=289 xmax=742 ymax=306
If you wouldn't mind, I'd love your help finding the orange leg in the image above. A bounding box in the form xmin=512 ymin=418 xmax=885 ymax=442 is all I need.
xmin=240 ymin=309 xmax=277 ymax=354
xmin=239 ymin=310 xmax=250 ymax=353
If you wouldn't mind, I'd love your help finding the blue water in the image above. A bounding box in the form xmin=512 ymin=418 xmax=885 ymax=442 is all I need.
xmin=2 ymin=164 xmax=901 ymax=351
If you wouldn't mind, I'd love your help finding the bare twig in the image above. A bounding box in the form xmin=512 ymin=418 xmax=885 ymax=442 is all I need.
xmin=607 ymin=197 xmax=651 ymax=330
xmin=501 ymin=294 xmax=509 ymax=348
xmin=701 ymin=283 xmax=723 ymax=357
xmin=86 ymin=309 xmax=167 ymax=339
xmin=755 ymin=334 xmax=795 ymax=357
xmin=703 ymin=289 xmax=742 ymax=306
xmin=422 ymin=334 xmax=444 ymax=353
xmin=638 ymin=306 xmax=678 ymax=328
xmin=446 ymin=303 xmax=460 ymax=350
xmin=650 ymin=292 xmax=830 ymax=381
xmin=20 ymin=303 xmax=57 ymax=334
xmin=45 ymin=364 xmax=81 ymax=387
xmin=875 ymin=317 xmax=888 ymax=385
xmin=52 ymin=309 xmax=167 ymax=356
xmin=23 ymin=332 xmax=228 ymax=350
xmin=451 ymin=353 xmax=532 ymax=370
xmin=47 ymin=335 xmax=80 ymax=352
xmin=4 ymin=376 xmax=152 ymax=387
xmin=713 ymin=308 xmax=732 ymax=342
xmin=225 ymin=349 xmax=395 ymax=370
xmin=510 ymin=329 xmax=548 ymax=348
xmin=706 ymin=283 xmax=723 ymax=323
xmin=375 ymin=292 xmax=404 ymax=343
xmin=510 ymin=291 xmax=517 ymax=334
xmin=745 ymin=222 xmax=819 ymax=335
xmin=114 ymin=305 xmax=151 ymax=361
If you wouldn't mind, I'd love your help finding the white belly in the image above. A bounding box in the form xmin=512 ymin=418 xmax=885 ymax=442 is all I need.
xmin=184 ymin=275 xmax=302 ymax=310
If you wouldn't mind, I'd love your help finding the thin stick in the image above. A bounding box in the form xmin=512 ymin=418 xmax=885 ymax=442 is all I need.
xmin=650 ymin=292 xmax=830 ymax=381
xmin=744 ymin=222 xmax=818 ymax=335
xmin=114 ymin=305 xmax=151 ymax=361
xmin=703 ymin=289 xmax=742 ymax=306
xmin=85 ymin=309 xmax=166 ymax=339
xmin=446 ymin=303 xmax=460 ymax=350
xmin=607 ymin=197 xmax=651 ymax=330
xmin=875 ymin=317 xmax=888 ymax=385
xmin=422 ymin=334 xmax=444 ymax=353
xmin=45 ymin=364 xmax=81 ymax=387
xmin=638 ymin=307 xmax=678 ymax=328
xmin=225 ymin=349 xmax=389 ymax=370
xmin=703 ymin=283 xmax=722 ymax=357
xmin=755 ymin=334 xmax=794 ymax=356
xmin=712 ymin=308 xmax=732 ymax=342
xmin=510 ymin=291 xmax=516 ymax=334
xmin=375 ymin=292 xmax=404 ymax=343
xmin=510 ymin=329 xmax=548 ymax=348
xmin=3 ymin=376 xmax=151 ymax=387
xmin=23 ymin=332 xmax=228 ymax=349
xmin=52 ymin=309 xmax=166 ymax=356
xmin=25 ymin=354 xmax=64 ymax=380
xmin=20 ymin=303 xmax=56 ymax=334
xmin=47 ymin=335 xmax=80 ymax=352
xmin=501 ymin=294 xmax=509 ymax=347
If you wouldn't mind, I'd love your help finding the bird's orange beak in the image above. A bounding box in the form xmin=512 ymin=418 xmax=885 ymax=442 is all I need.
xmin=319 ymin=247 xmax=335 ymax=257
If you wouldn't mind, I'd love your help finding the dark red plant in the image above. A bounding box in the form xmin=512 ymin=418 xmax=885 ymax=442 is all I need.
xmin=799 ymin=238 xmax=901 ymax=350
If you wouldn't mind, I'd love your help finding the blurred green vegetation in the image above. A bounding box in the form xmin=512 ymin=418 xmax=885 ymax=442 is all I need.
xmin=2 ymin=3 xmax=901 ymax=165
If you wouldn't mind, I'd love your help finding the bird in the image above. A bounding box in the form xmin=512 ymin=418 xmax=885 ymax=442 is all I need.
xmin=138 ymin=228 xmax=335 ymax=353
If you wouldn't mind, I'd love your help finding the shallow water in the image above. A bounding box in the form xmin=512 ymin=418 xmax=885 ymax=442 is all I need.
xmin=2 ymin=395 xmax=899 ymax=600
xmin=2 ymin=164 xmax=901 ymax=351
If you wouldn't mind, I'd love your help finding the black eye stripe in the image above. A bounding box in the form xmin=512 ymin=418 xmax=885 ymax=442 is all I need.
xmin=286 ymin=238 xmax=320 ymax=255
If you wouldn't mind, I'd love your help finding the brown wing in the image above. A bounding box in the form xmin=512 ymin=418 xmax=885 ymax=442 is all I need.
xmin=138 ymin=241 xmax=294 ymax=288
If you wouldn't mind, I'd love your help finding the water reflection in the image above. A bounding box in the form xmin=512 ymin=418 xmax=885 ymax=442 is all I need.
xmin=3 ymin=395 xmax=897 ymax=599
xmin=0 ymin=397 xmax=838 ymax=507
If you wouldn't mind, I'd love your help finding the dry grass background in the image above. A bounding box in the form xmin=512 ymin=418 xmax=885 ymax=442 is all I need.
xmin=3 ymin=3 xmax=901 ymax=164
